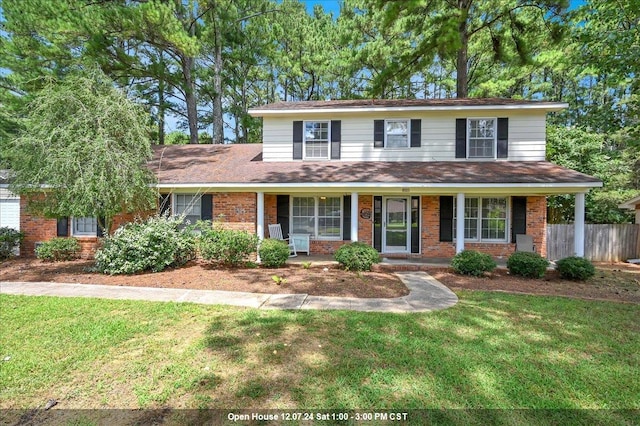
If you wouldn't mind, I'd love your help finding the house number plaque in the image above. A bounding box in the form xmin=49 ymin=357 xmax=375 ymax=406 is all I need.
xmin=360 ymin=208 xmax=372 ymax=220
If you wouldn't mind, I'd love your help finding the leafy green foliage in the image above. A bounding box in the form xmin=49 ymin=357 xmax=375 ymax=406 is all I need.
xmin=198 ymin=225 xmax=259 ymax=267
xmin=556 ymin=256 xmax=596 ymax=281
xmin=507 ymin=252 xmax=550 ymax=279
xmin=7 ymin=68 xmax=156 ymax=233
xmin=451 ymin=250 xmax=497 ymax=277
xmin=0 ymin=227 xmax=24 ymax=260
xmin=258 ymin=239 xmax=290 ymax=268
xmin=334 ymin=242 xmax=380 ymax=272
xmin=95 ymin=216 xmax=196 ymax=275
xmin=35 ymin=238 xmax=81 ymax=262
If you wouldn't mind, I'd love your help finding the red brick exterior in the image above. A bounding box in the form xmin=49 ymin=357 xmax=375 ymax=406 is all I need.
xmin=20 ymin=191 xmax=547 ymax=260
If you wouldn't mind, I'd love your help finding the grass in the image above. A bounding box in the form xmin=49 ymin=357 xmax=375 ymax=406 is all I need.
xmin=0 ymin=292 xmax=638 ymax=425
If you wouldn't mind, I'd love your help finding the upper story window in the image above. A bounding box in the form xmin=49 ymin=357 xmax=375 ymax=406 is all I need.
xmin=304 ymin=121 xmax=330 ymax=159
xmin=72 ymin=217 xmax=98 ymax=236
xmin=468 ymin=118 xmax=496 ymax=158
xmin=385 ymin=120 xmax=409 ymax=148
xmin=174 ymin=194 xmax=202 ymax=224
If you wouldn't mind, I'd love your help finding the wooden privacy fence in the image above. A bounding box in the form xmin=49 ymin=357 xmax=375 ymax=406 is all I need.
xmin=546 ymin=224 xmax=640 ymax=261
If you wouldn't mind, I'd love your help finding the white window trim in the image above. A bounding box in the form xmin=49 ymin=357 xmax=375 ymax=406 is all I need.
xmin=71 ymin=217 xmax=98 ymax=237
xmin=454 ymin=197 xmax=509 ymax=243
xmin=467 ymin=117 xmax=497 ymax=159
xmin=172 ymin=194 xmax=203 ymax=222
xmin=303 ymin=120 xmax=331 ymax=160
xmin=384 ymin=118 xmax=411 ymax=149
xmin=290 ymin=195 xmax=343 ymax=240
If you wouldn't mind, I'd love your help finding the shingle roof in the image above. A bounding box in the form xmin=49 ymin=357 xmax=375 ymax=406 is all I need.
xmin=150 ymin=144 xmax=601 ymax=187
xmin=250 ymin=98 xmax=565 ymax=112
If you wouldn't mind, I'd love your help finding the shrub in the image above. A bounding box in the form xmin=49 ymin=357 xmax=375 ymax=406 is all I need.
xmin=95 ymin=215 xmax=196 ymax=274
xmin=258 ymin=239 xmax=290 ymax=268
xmin=334 ymin=242 xmax=380 ymax=271
xmin=198 ymin=225 xmax=259 ymax=267
xmin=556 ymin=256 xmax=596 ymax=281
xmin=0 ymin=227 xmax=24 ymax=260
xmin=507 ymin=251 xmax=550 ymax=279
xmin=451 ymin=250 xmax=497 ymax=277
xmin=36 ymin=237 xmax=81 ymax=261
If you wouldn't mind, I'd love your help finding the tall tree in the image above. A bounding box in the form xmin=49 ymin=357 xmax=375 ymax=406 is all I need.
xmin=7 ymin=69 xmax=156 ymax=233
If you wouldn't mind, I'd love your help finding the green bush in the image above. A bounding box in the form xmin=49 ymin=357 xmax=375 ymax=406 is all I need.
xmin=451 ymin=250 xmax=497 ymax=277
xmin=507 ymin=251 xmax=550 ymax=279
xmin=0 ymin=227 xmax=24 ymax=260
xmin=36 ymin=237 xmax=81 ymax=261
xmin=556 ymin=256 xmax=596 ymax=281
xmin=198 ymin=225 xmax=259 ymax=267
xmin=95 ymin=215 xmax=196 ymax=274
xmin=258 ymin=238 xmax=290 ymax=268
xmin=334 ymin=242 xmax=380 ymax=271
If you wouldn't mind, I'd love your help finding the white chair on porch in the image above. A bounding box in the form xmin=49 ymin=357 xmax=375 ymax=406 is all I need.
xmin=268 ymin=224 xmax=297 ymax=257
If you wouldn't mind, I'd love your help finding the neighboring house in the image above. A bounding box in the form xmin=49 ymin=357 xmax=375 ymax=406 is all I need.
xmin=20 ymin=98 xmax=602 ymax=259
xmin=619 ymin=195 xmax=640 ymax=224
xmin=0 ymin=170 xmax=20 ymax=232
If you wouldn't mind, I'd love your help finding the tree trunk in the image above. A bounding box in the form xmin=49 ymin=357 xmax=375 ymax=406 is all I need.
xmin=456 ymin=28 xmax=469 ymax=98
xmin=158 ymin=58 xmax=165 ymax=145
xmin=182 ymin=55 xmax=199 ymax=144
xmin=212 ymin=20 xmax=224 ymax=145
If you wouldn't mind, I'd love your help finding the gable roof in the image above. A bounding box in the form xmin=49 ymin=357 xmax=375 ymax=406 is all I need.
xmin=249 ymin=98 xmax=567 ymax=116
xmin=619 ymin=195 xmax=640 ymax=210
xmin=150 ymin=144 xmax=601 ymax=194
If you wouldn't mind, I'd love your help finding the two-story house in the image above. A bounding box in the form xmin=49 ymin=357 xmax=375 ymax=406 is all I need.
xmin=21 ymin=98 xmax=602 ymax=259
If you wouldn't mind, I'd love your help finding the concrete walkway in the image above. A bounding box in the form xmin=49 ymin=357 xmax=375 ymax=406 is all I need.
xmin=0 ymin=272 xmax=458 ymax=313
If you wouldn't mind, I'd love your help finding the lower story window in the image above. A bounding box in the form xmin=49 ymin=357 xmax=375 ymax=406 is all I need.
xmin=292 ymin=196 xmax=342 ymax=239
xmin=454 ymin=197 xmax=508 ymax=242
xmin=174 ymin=194 xmax=202 ymax=224
xmin=72 ymin=217 xmax=97 ymax=236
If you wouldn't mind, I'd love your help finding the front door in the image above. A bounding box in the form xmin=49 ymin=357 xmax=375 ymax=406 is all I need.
xmin=383 ymin=197 xmax=410 ymax=253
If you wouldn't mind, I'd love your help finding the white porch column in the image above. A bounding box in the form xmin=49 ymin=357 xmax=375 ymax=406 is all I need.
xmin=574 ymin=192 xmax=586 ymax=257
xmin=351 ymin=192 xmax=359 ymax=242
xmin=256 ymin=191 xmax=265 ymax=263
xmin=456 ymin=192 xmax=465 ymax=254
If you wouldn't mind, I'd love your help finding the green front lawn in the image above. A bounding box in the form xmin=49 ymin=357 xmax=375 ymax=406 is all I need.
xmin=1 ymin=292 xmax=638 ymax=423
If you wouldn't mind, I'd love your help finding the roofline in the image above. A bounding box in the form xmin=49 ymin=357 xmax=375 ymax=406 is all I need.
xmin=156 ymin=181 xmax=601 ymax=194
xmin=248 ymin=103 xmax=569 ymax=116
xmin=619 ymin=195 xmax=640 ymax=209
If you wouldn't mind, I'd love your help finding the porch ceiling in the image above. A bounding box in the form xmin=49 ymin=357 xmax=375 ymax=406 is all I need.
xmin=150 ymin=144 xmax=602 ymax=195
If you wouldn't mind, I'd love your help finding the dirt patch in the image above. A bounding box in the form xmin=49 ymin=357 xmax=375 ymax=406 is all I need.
xmin=431 ymin=262 xmax=640 ymax=304
xmin=0 ymin=258 xmax=409 ymax=299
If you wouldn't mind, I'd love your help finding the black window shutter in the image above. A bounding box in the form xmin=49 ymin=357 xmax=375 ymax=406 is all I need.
xmin=293 ymin=121 xmax=303 ymax=159
xmin=331 ymin=120 xmax=341 ymax=159
xmin=511 ymin=196 xmax=527 ymax=243
xmin=411 ymin=196 xmax=420 ymax=253
xmin=455 ymin=118 xmax=466 ymax=159
xmin=276 ymin=195 xmax=290 ymax=239
xmin=97 ymin=216 xmax=106 ymax=237
xmin=373 ymin=196 xmax=382 ymax=251
xmin=497 ymin=117 xmax=509 ymax=158
xmin=373 ymin=120 xmax=384 ymax=148
xmin=159 ymin=194 xmax=171 ymax=216
xmin=439 ymin=196 xmax=454 ymax=242
xmin=201 ymin=194 xmax=213 ymax=221
xmin=57 ymin=217 xmax=69 ymax=237
xmin=410 ymin=119 xmax=421 ymax=148
xmin=342 ymin=195 xmax=351 ymax=241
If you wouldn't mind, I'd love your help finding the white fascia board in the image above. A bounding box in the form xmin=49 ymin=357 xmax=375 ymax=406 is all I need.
xmin=156 ymin=181 xmax=601 ymax=193
xmin=618 ymin=195 xmax=640 ymax=209
xmin=248 ymin=103 xmax=568 ymax=116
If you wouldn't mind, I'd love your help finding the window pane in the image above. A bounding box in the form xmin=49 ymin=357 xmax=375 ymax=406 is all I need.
xmin=386 ymin=120 xmax=408 ymax=148
xmin=318 ymin=197 xmax=341 ymax=238
xmin=304 ymin=122 xmax=329 ymax=159
xmin=74 ymin=217 xmax=97 ymax=235
xmin=175 ymin=194 xmax=202 ymax=224
xmin=481 ymin=198 xmax=507 ymax=240
xmin=468 ymin=119 xmax=495 ymax=158
xmin=292 ymin=197 xmax=315 ymax=234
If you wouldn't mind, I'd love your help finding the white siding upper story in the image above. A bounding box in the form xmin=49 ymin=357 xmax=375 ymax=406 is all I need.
xmin=260 ymin=109 xmax=547 ymax=162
